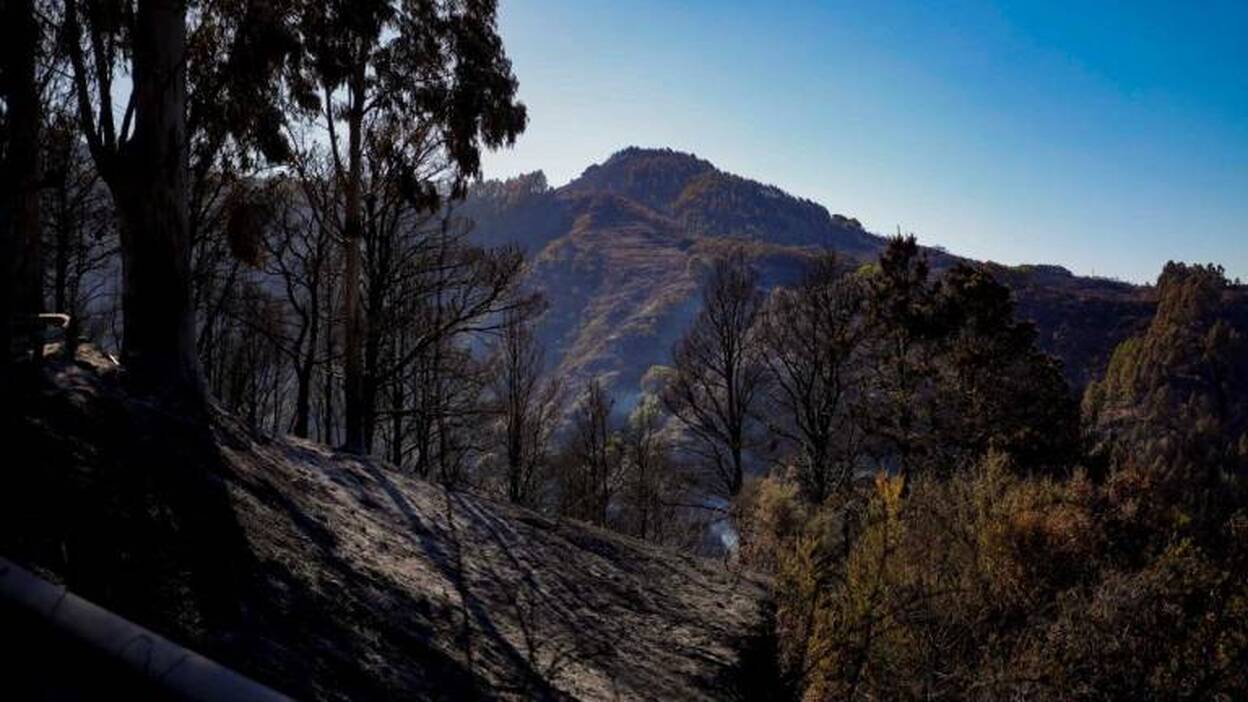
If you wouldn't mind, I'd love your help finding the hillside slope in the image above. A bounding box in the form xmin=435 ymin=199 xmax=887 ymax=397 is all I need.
xmin=0 ymin=350 xmax=771 ymax=701
xmin=462 ymin=147 xmax=1156 ymax=400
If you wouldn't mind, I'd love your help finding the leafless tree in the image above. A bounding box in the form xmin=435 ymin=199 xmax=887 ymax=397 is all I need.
xmin=360 ymin=202 xmax=536 ymax=466
xmin=35 ymin=103 xmax=119 ymax=357
xmin=489 ymin=307 xmax=562 ymax=506
xmin=662 ymin=251 xmax=767 ymax=497
xmin=759 ymin=255 xmax=867 ymax=503
xmin=565 ymin=378 xmax=623 ymax=526
xmin=251 ymin=172 xmax=337 ymax=438
xmin=619 ymin=393 xmax=674 ymax=542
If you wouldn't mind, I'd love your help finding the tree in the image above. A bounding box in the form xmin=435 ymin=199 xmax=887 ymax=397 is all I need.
xmin=857 ymin=236 xmax=1077 ymax=480
xmin=360 ymin=204 xmax=535 ymax=467
xmin=489 ymin=307 xmax=561 ymax=506
xmin=353 ymin=162 xmax=534 ymax=457
xmin=61 ymin=0 xmax=296 ymax=399
xmin=259 ymin=174 xmax=336 ymax=438
xmin=663 ymin=251 xmax=766 ymax=497
xmin=294 ymin=0 xmax=527 ymax=452
xmin=41 ymin=107 xmax=120 ymax=357
xmin=64 ymin=0 xmax=196 ymax=394
xmin=760 ymin=255 xmax=866 ymax=503
xmin=858 ymin=235 xmax=941 ymax=479
xmin=566 ymin=377 xmax=623 ymax=526
xmin=930 ymin=263 xmax=1079 ymax=474
xmin=620 ymin=393 xmax=673 ymax=542
xmin=396 ymin=333 xmax=487 ymax=485
xmin=1 ymin=0 xmax=43 ymax=370
xmin=1085 ymin=262 xmax=1248 ymax=521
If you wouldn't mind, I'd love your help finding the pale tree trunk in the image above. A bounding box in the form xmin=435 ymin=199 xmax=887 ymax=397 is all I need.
xmin=341 ymin=65 xmax=367 ymax=453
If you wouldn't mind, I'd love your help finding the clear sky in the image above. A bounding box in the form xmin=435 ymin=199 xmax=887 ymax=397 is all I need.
xmin=480 ymin=0 xmax=1248 ymax=283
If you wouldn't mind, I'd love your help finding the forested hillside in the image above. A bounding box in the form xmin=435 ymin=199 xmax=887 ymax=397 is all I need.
xmin=740 ymin=260 xmax=1248 ymax=699
xmin=459 ymin=148 xmax=1158 ymax=400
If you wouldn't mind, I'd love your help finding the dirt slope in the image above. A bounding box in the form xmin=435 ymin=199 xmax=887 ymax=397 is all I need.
xmin=1 ymin=350 xmax=771 ymax=701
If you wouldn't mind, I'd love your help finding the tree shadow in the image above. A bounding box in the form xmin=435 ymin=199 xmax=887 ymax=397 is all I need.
xmin=717 ymin=600 xmax=799 ymax=702
xmin=0 ymin=356 xmax=265 ymax=686
xmin=360 ymin=461 xmax=572 ymax=700
xmin=224 ymin=430 xmax=498 ymax=699
xmin=0 ymin=355 xmax=492 ymax=699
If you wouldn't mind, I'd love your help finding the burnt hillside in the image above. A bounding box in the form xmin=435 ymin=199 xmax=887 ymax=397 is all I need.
xmin=0 ymin=349 xmax=772 ymax=701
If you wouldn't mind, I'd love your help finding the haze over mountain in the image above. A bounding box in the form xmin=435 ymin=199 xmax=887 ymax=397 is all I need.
xmin=462 ymin=147 xmax=1157 ymax=406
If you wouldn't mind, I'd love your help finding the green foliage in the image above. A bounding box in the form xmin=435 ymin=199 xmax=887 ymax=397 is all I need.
xmin=743 ymin=259 xmax=1248 ymax=701
xmin=749 ymin=458 xmax=1248 ymax=700
xmin=292 ymin=0 xmax=528 ymax=199
xmin=854 ymin=236 xmax=1081 ymax=478
xmin=1085 ymin=261 xmax=1248 ymax=519
xmin=931 ymin=264 xmax=1081 ymax=472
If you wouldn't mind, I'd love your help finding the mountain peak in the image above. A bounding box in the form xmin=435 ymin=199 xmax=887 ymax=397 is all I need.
xmin=603 ymin=146 xmax=715 ymax=169
xmin=566 ymin=147 xmax=719 ymax=211
xmin=559 ymin=146 xmax=880 ymax=252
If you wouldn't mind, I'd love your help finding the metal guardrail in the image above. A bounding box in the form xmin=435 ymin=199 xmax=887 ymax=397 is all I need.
xmin=0 ymin=557 xmax=293 ymax=701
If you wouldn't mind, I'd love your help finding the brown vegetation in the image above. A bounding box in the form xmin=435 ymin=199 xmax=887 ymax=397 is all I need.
xmin=738 ymin=259 xmax=1248 ymax=700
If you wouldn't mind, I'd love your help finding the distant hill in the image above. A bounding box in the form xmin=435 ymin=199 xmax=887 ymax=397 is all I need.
xmin=462 ymin=147 xmax=1157 ymax=405
xmin=469 ymin=147 xmax=880 ymax=255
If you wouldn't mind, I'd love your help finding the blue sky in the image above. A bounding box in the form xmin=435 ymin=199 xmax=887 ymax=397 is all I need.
xmin=480 ymin=0 xmax=1248 ymax=283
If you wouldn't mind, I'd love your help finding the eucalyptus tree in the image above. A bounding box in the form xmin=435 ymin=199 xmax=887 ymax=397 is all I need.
xmin=293 ymin=0 xmax=527 ymax=452
xmin=61 ymin=0 xmax=298 ymax=399
xmin=0 ymin=0 xmax=45 ymax=370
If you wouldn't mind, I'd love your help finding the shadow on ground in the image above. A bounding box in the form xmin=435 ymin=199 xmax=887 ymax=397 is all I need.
xmin=1 ymin=349 xmax=773 ymax=700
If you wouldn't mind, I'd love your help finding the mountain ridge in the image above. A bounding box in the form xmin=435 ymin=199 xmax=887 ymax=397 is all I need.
xmin=463 ymin=147 xmax=1157 ymax=400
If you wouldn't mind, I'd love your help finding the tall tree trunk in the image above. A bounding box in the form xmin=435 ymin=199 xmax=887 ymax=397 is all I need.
xmin=292 ymin=364 xmax=312 ymax=437
xmin=362 ymin=281 xmax=382 ymax=452
xmin=726 ymin=351 xmax=744 ymax=498
xmin=54 ymin=178 xmax=82 ymax=358
xmin=0 ymin=200 xmax=11 ymax=375
xmin=341 ymin=68 xmax=367 ymax=453
xmin=389 ymin=376 xmax=404 ymax=466
xmin=119 ymin=0 xmax=199 ymax=400
xmin=2 ymin=0 xmax=43 ymax=369
xmin=54 ymin=190 xmax=70 ymax=314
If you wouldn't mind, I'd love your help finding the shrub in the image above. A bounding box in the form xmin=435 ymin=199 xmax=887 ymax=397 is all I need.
xmin=748 ymin=453 xmax=1247 ymax=700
